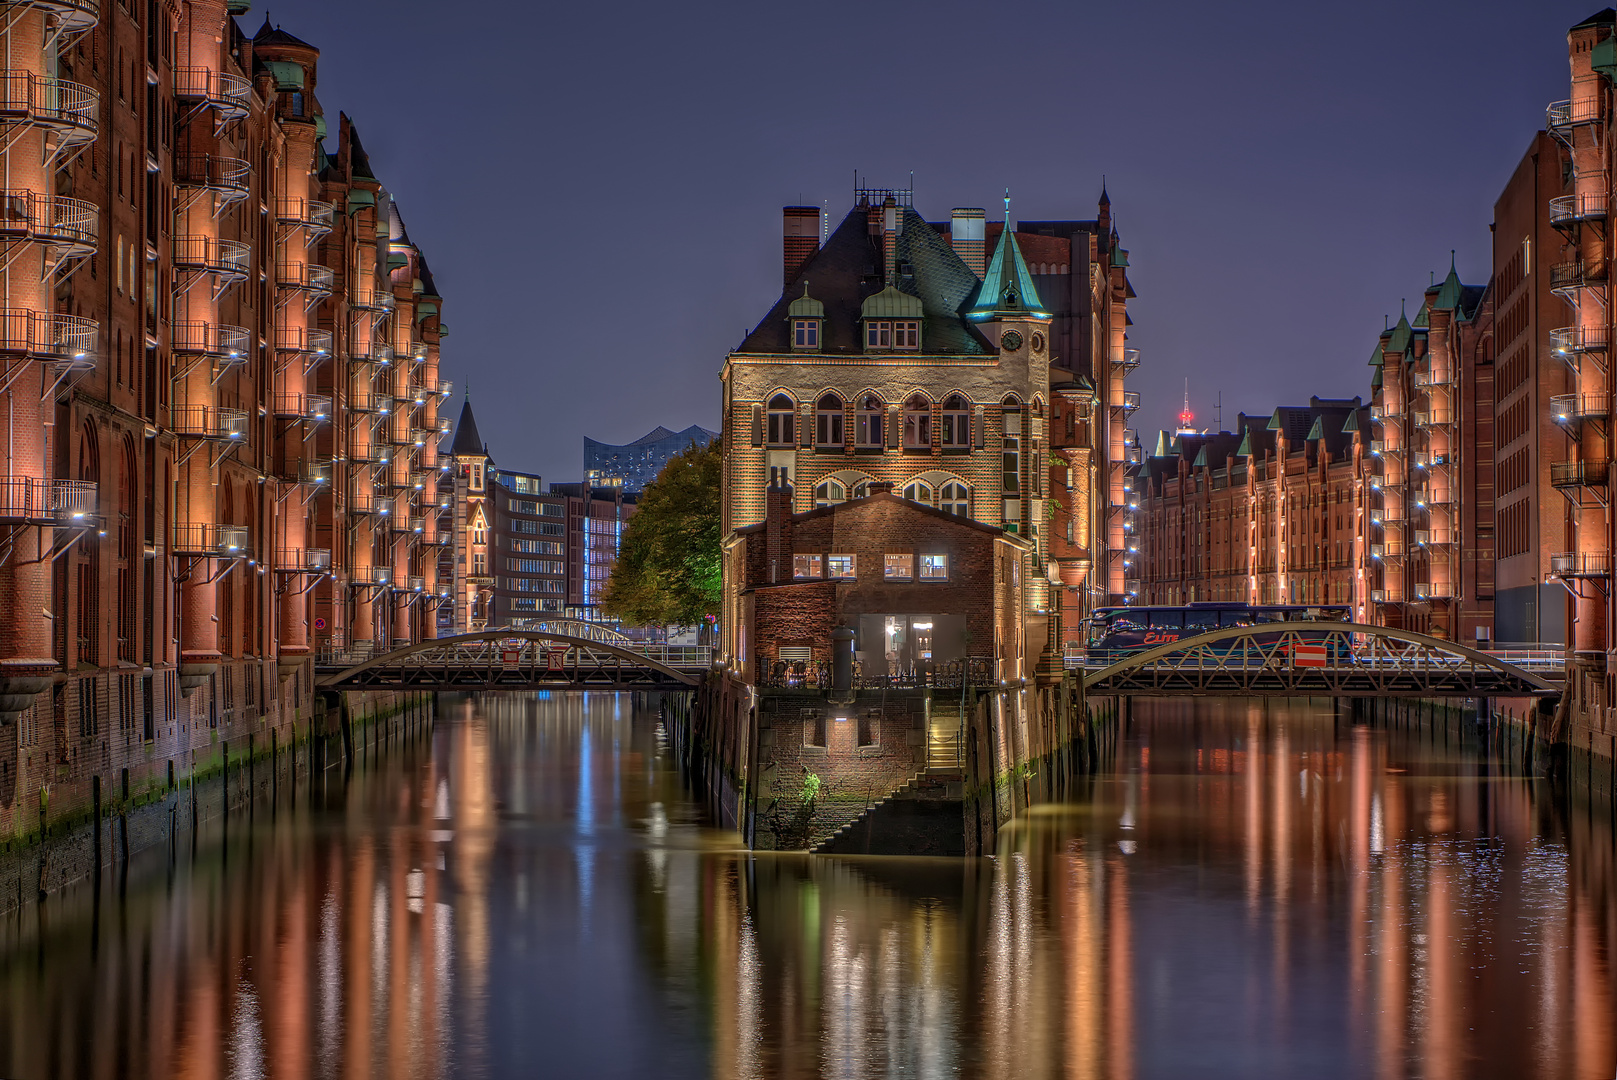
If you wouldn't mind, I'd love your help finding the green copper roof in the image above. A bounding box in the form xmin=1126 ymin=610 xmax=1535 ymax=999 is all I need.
xmin=788 ymin=284 xmax=825 ymax=319
xmin=1266 ymin=409 xmax=1283 ymax=431
xmin=1193 ymin=445 xmax=1210 ymax=468
xmin=1386 ymin=311 xmax=1413 ymax=355
xmin=1342 ymin=410 xmax=1361 ymax=433
xmin=1412 ymin=301 xmax=1430 ymax=329
xmin=1370 ymin=336 xmax=1387 ymax=366
xmin=1595 ymin=34 xmax=1617 ymax=79
xmin=861 ymin=285 xmax=924 ymax=320
xmin=1109 ymin=234 xmax=1129 ymax=269
xmin=1371 ymin=366 xmax=1383 ymax=389
xmin=1433 ymin=260 xmax=1465 ymax=311
xmin=262 ymin=61 xmax=304 ymax=90
xmin=1306 ymin=416 xmax=1326 ymax=441
xmin=1153 ymin=430 xmax=1173 ymax=458
xmin=1237 ymin=431 xmax=1254 ymax=456
xmin=967 ymin=227 xmax=1047 ymax=320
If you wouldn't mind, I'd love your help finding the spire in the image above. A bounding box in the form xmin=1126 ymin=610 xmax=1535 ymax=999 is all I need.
xmin=1099 ymin=176 xmax=1110 ymax=206
xmin=967 ymin=222 xmax=1047 ymax=320
xmin=451 ymin=395 xmax=486 ymax=457
xmin=1433 ymin=252 xmax=1465 ymax=311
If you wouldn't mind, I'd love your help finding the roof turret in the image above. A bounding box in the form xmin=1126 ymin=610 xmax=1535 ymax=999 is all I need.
xmin=967 ymin=225 xmax=1047 ymax=320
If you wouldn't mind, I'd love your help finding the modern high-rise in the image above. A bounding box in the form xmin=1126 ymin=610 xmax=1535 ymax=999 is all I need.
xmin=585 ymin=424 xmax=717 ymax=493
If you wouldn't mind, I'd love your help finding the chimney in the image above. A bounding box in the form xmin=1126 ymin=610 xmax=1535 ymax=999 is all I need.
xmin=951 ymin=208 xmax=986 ymax=278
xmin=782 ymin=206 xmax=820 ymax=287
xmin=764 ymin=469 xmax=794 ymax=584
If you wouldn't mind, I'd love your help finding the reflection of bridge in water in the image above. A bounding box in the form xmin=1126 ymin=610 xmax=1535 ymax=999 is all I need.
xmin=1080 ymin=622 xmax=1559 ymax=699
xmin=315 ymin=630 xmax=709 ymax=693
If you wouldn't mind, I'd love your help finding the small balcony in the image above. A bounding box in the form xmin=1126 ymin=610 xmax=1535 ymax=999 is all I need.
xmin=276 ymin=262 xmax=335 ymax=298
xmin=275 ymin=197 xmax=335 ymax=239
xmin=406 ymin=574 xmax=427 ymax=592
xmin=348 ymin=492 xmax=386 ymax=515
xmin=1118 ymin=390 xmax=1140 ymax=412
xmin=436 ymin=415 xmax=453 ymax=437
xmin=1551 ymin=392 xmax=1610 ymax=427
xmin=279 ymin=457 xmax=334 ymax=487
xmin=1551 ymin=259 xmax=1606 ymax=293
xmin=21 ymin=0 xmax=99 ymax=43
xmin=1551 ymin=551 xmax=1613 ymax=578
xmin=170 ymin=404 xmax=248 ymax=441
xmin=432 ymin=378 xmax=453 ymax=399
xmin=273 ymin=326 xmax=334 ymax=360
xmin=1369 ymin=541 xmax=1405 ymax=559
xmin=1116 ymin=347 xmax=1140 ymax=371
xmin=174 ymin=153 xmax=249 ymax=203
xmin=1413 ymin=582 xmax=1453 ymax=600
xmin=0 ymin=191 xmax=97 ymax=256
xmin=1370 ymin=403 xmax=1398 ymax=422
xmin=352 ymin=287 xmax=397 ymax=314
xmin=172 ymin=522 xmax=250 ymax=557
xmin=0 ymin=309 xmax=97 ymax=362
xmin=173 ymin=68 xmax=251 ymax=119
xmin=1414 ymin=529 xmax=1455 ymax=547
xmin=410 ymin=427 xmax=433 ymax=449
xmin=349 ymin=389 xmax=386 ymax=414
xmin=276 ymin=548 xmax=332 ymax=573
xmin=1547 ymin=97 xmax=1602 ymax=132
xmin=1551 ymin=326 xmax=1610 ymax=357
xmin=1370 ymin=590 xmax=1390 ymax=604
xmin=1550 ymin=193 xmax=1608 ymax=227
xmin=0 ymin=476 xmax=95 ymax=524
xmin=1411 ymin=450 xmax=1448 ymax=468
xmin=350 ymin=565 xmax=393 ymax=588
xmin=0 ymin=72 xmax=98 ymax=151
xmin=349 ymin=439 xmax=386 ymax=464
xmin=271 ymin=393 xmax=331 ymax=424
xmin=1412 ymin=367 xmax=1453 ymax=388
xmin=1368 ymin=439 xmax=1385 ymax=456
xmin=389 ymin=511 xmax=416 ymax=534
xmin=409 ymin=340 xmax=428 ymax=364
xmin=172 ymin=321 xmax=250 ymax=364
xmin=1551 ymin=460 xmax=1610 ymax=488
xmin=1413 ymin=407 xmax=1453 ymax=428
xmin=173 ymin=235 xmax=249 ymax=279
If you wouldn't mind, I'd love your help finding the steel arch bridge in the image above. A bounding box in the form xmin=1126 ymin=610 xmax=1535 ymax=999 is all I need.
xmin=1081 ymin=622 xmax=1558 ymax=698
xmin=314 ymin=631 xmax=705 ymax=693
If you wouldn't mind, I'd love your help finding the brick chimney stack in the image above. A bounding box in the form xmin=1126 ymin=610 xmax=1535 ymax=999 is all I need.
xmin=764 ymin=469 xmax=794 ymax=583
xmin=950 ymin=208 xmax=986 ymax=278
xmin=783 ymin=206 xmax=820 ymax=287
xmin=882 ymin=196 xmax=899 ymax=283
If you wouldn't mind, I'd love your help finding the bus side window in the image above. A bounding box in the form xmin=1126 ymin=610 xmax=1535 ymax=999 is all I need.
xmin=1220 ymin=611 xmax=1245 ymax=627
xmin=1151 ymin=612 xmax=1183 ymax=628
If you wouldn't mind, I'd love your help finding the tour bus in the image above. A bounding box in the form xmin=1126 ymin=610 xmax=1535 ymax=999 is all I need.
xmin=1083 ymin=602 xmax=1352 ymax=664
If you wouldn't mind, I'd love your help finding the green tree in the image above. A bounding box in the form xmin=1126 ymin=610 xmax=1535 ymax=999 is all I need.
xmin=603 ymin=438 xmax=722 ymax=626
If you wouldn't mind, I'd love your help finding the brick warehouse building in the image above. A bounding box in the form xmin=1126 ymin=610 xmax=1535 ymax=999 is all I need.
xmin=1136 ymin=398 xmax=1372 ymax=616
xmin=0 ymin=5 xmax=455 ymax=839
xmin=719 ymin=185 xmax=1136 ymax=671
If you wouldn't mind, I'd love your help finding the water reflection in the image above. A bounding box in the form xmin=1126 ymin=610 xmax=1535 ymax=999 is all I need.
xmin=0 ymin=695 xmax=1611 ymax=1079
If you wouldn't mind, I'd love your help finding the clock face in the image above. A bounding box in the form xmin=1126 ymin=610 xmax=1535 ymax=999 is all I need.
xmin=1031 ymin=332 xmax=1045 ymax=354
xmin=1000 ymin=329 xmax=1024 ymax=352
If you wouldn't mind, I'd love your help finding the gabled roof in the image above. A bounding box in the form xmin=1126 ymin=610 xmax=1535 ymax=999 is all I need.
xmin=344 ymin=114 xmax=376 ymax=180
xmin=253 ymin=16 xmax=316 ymax=49
xmin=1433 ymin=261 xmax=1465 ymax=311
xmin=1386 ymin=311 xmax=1413 ymax=355
xmin=1573 ymin=7 xmax=1616 ymax=29
xmin=734 ymin=490 xmax=1025 ymax=544
xmin=968 ymin=225 xmax=1047 ymax=320
xmin=738 ymin=206 xmax=990 ymax=356
xmin=451 ymin=396 xmax=486 ymax=457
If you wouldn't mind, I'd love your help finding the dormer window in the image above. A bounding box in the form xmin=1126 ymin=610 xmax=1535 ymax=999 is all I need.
xmin=860 ymin=285 xmax=924 ymax=353
xmin=866 ymin=320 xmax=919 ymax=350
xmin=787 ymin=285 xmax=825 ymax=351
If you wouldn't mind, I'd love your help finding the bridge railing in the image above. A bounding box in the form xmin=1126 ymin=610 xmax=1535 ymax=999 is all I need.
xmin=314 ymin=637 xmax=714 ymax=672
xmin=758 ymin=657 xmax=998 ymax=691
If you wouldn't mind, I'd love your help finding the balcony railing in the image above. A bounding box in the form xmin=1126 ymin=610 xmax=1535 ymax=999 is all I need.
xmin=352 ymin=287 xmax=396 ymax=313
xmin=1369 ymin=541 xmax=1405 ymax=559
xmin=273 ymin=325 xmax=333 ymax=358
xmin=1370 ymin=589 xmax=1390 ymax=604
xmin=1411 ymin=368 xmax=1453 ymax=388
xmin=170 ymin=404 xmax=248 ymax=441
xmin=1414 ymin=529 xmax=1455 ymax=546
xmin=1551 ymin=460 xmax=1610 ymax=488
xmin=276 ymin=548 xmax=332 ymax=572
xmin=1119 ymin=390 xmax=1140 ymax=411
xmin=349 ymin=389 xmax=386 ymax=414
xmin=436 ymin=415 xmax=453 ymax=436
xmin=1412 ymin=451 xmax=1448 ymax=468
xmin=280 ymin=458 xmax=333 ymax=486
xmin=1547 ymin=98 xmax=1602 ymax=130
xmin=410 ymin=340 xmax=429 ymax=363
xmin=1370 ymin=403 xmax=1398 ymax=421
xmin=0 ymin=309 xmax=97 ymax=361
xmin=0 ymin=477 xmax=95 ymax=523
xmin=350 ymin=565 xmax=393 ymax=588
xmin=0 ymin=72 xmax=98 ymax=146
xmin=173 ymin=235 xmax=249 ymax=278
xmin=1117 ymin=347 xmax=1140 ymax=371
xmin=271 ymin=393 xmax=331 ymax=423
xmin=26 ymin=0 xmax=99 ymax=40
xmin=1550 ymin=193 xmax=1608 ymax=226
xmin=1550 ymin=259 xmax=1605 ymax=292
xmin=1414 ymin=582 xmax=1453 ymax=600
xmin=172 ymin=522 xmax=250 ymax=557
xmin=174 ymin=153 xmax=250 ymax=200
xmin=172 ymin=321 xmax=249 ymax=362
xmin=1551 ymin=326 xmax=1610 ymax=355
xmin=1551 ymin=551 xmax=1613 ymax=577
xmin=1413 ymin=407 xmax=1453 ymax=428
xmin=276 ymin=262 xmax=335 ymax=296
xmin=349 ymin=492 xmax=386 ymax=515
xmin=0 ymin=190 xmax=97 ymax=254
xmin=173 ymin=68 xmax=251 ymax=118
xmin=275 ymin=197 xmax=335 ymax=236
xmin=1551 ymin=393 xmax=1610 ymax=424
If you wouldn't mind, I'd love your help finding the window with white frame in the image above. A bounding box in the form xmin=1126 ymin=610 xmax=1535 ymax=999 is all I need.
xmin=814 ymin=479 xmax=845 ymax=508
xmin=920 ymin=553 xmax=949 ymax=579
xmin=793 ymin=553 xmax=822 ymax=578
xmin=903 ymin=481 xmax=933 ymax=506
xmin=815 ymin=394 xmax=844 ymax=447
xmin=939 ymin=482 xmax=969 ymax=517
xmin=766 ymin=394 xmax=795 ymax=447
xmin=884 ymin=553 xmax=914 ymax=579
xmin=865 ymin=319 xmax=919 ymax=350
xmin=855 ymin=394 xmax=884 ymax=447
xmin=942 ymin=394 xmax=970 ymax=446
xmin=792 ymin=319 xmax=819 ymax=349
xmin=903 ymin=395 xmax=931 ymax=448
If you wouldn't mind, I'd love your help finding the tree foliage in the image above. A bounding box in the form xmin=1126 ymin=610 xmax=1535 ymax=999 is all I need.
xmin=602 ymin=438 xmax=722 ymax=626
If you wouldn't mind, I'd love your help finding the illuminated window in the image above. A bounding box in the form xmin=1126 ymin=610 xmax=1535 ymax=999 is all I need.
xmin=793 ymin=553 xmax=822 ymax=578
xmin=939 ymin=482 xmax=969 ymax=516
xmin=920 ymin=554 xmax=949 ymax=579
xmin=855 ymin=394 xmax=884 ymax=447
xmin=792 ymin=319 xmax=819 ymax=349
xmin=903 ymin=481 xmax=933 ymax=506
xmin=941 ymin=394 xmax=970 ymax=446
xmin=815 ymin=393 xmax=844 ymax=447
xmin=884 ymin=553 xmax=914 ymax=579
xmin=903 ymin=395 xmax=931 ymax=448
xmin=813 ymin=480 xmax=845 ymax=507
xmin=827 ymin=554 xmax=856 ymax=578
xmin=766 ymin=394 xmax=795 ymax=447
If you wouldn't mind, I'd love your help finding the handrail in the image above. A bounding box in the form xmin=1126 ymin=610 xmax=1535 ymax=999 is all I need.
xmin=173 ymin=235 xmax=250 ymax=276
xmin=0 ymin=309 xmax=97 ymax=359
xmin=171 ymin=522 xmax=250 ymax=556
xmin=1551 ymin=326 xmax=1610 ymax=354
xmin=0 ymin=477 xmax=96 ymax=522
xmin=169 ymin=404 xmax=248 ymax=440
xmin=273 ymin=325 xmax=333 ymax=356
xmin=271 ymin=393 xmax=330 ymax=421
xmin=1548 ymin=98 xmax=1602 ymax=128
xmin=276 ymin=548 xmax=332 ymax=572
xmin=276 ymin=262 xmax=335 ymax=295
xmin=173 ymin=68 xmax=250 ymax=114
xmin=275 ymin=197 xmax=335 ymax=232
xmin=0 ymin=71 xmax=99 ymax=137
xmin=1551 ymin=550 xmax=1614 ymax=577
xmin=174 ymin=153 xmax=250 ymax=193
xmin=172 ymin=320 xmax=250 ymax=360
xmin=1550 ymin=459 xmax=1609 ymax=487
xmin=1550 ymin=193 xmax=1608 ymax=225
xmin=0 ymin=190 xmax=97 ymax=249
xmin=1550 ymin=392 xmax=1610 ymax=422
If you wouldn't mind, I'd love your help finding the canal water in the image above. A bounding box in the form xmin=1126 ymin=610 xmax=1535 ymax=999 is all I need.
xmin=0 ymin=693 xmax=1611 ymax=1079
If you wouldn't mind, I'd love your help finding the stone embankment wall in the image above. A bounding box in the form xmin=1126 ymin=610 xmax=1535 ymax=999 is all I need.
xmin=0 ymin=690 xmax=430 ymax=914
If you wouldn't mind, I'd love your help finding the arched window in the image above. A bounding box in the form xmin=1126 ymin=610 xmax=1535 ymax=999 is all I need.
xmin=941 ymin=394 xmax=969 ymax=446
xmin=939 ymin=482 xmax=969 ymax=517
xmin=766 ymin=394 xmax=794 ymax=447
xmin=815 ymin=393 xmax=844 ymax=448
xmin=855 ymin=394 xmax=884 ymax=447
xmin=850 ymin=480 xmax=870 ymax=499
xmin=902 ymin=394 xmax=930 ymax=449
xmin=903 ymin=481 xmax=933 ymax=506
xmin=814 ymin=479 xmax=845 ymax=508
